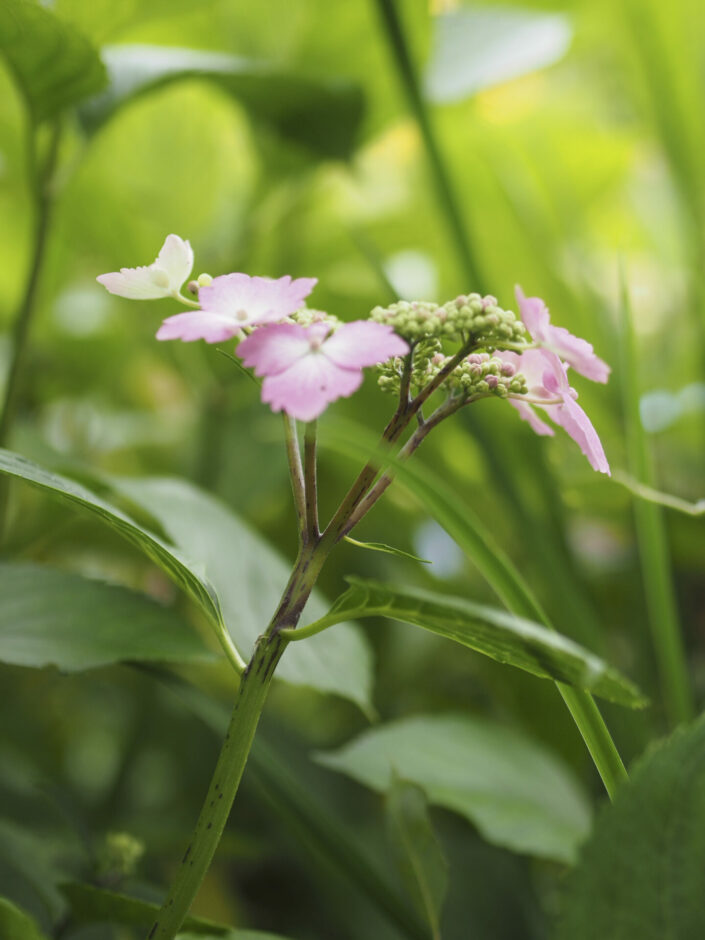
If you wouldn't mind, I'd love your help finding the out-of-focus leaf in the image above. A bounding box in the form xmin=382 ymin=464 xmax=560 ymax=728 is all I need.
xmin=308 ymin=578 xmax=645 ymax=707
xmin=0 ymin=562 xmax=214 ymax=671
xmin=386 ymin=776 xmax=448 ymax=940
xmin=108 ymin=476 xmax=373 ymax=712
xmin=0 ymin=450 xmax=225 ymax=639
xmin=344 ymin=535 xmax=431 ymax=564
xmin=79 ymin=44 xmax=365 ymax=158
xmin=0 ymin=898 xmax=47 ymax=940
xmin=0 ymin=0 xmax=106 ymax=122
xmin=558 ymin=715 xmax=705 ymax=938
xmin=61 ymin=883 xmax=263 ymax=936
xmin=424 ymin=7 xmax=572 ymax=103
xmin=317 ymin=713 xmax=591 ymax=864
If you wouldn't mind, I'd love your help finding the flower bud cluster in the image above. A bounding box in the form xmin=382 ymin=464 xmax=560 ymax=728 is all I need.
xmin=289 ymin=307 xmax=341 ymax=329
xmin=442 ymin=352 xmax=527 ymax=398
xmin=370 ymin=294 xmax=526 ymax=346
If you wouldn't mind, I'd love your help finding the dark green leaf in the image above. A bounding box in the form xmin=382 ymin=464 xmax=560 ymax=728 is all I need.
xmin=386 ymin=776 xmax=448 ymax=940
xmin=0 ymin=562 xmax=214 ymax=671
xmin=558 ymin=715 xmax=705 ymax=938
xmin=318 ymin=577 xmax=645 ymax=707
xmin=317 ymin=713 xmax=591 ymax=864
xmin=344 ymin=535 xmax=431 ymax=564
xmin=107 ymin=476 xmax=373 ymax=711
xmin=0 ymin=0 xmax=106 ymax=122
xmin=79 ymin=44 xmax=365 ymax=158
xmin=0 ymin=898 xmax=47 ymax=940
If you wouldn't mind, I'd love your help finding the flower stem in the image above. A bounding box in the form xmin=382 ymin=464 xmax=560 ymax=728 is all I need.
xmin=304 ymin=420 xmax=319 ymax=540
xmin=283 ymin=415 xmax=307 ymax=543
xmin=146 ymin=633 xmax=287 ymax=940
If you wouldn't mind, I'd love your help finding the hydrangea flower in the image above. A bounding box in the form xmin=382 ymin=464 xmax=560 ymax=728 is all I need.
xmin=501 ymin=348 xmax=610 ymax=474
xmin=516 ymin=286 xmax=610 ymax=383
xmin=96 ymin=235 xmax=194 ymax=300
xmin=157 ymin=273 xmax=317 ymax=343
xmin=237 ymin=321 xmax=409 ymax=422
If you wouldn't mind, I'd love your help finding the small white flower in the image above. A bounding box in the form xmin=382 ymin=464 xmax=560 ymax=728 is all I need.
xmin=96 ymin=234 xmax=194 ymax=300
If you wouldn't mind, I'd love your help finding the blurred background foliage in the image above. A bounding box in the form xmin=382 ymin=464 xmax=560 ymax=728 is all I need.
xmin=0 ymin=0 xmax=703 ymax=937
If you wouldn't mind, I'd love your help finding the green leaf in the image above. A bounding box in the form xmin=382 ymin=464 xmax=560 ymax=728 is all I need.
xmin=0 ymin=562 xmax=214 ymax=671
xmin=424 ymin=7 xmax=572 ymax=103
xmin=344 ymin=535 xmax=431 ymax=564
xmin=0 ymin=898 xmax=47 ymax=940
xmin=316 ymin=713 xmax=591 ymax=864
xmin=61 ymin=883 xmax=287 ymax=937
xmin=386 ymin=776 xmax=448 ymax=940
xmin=313 ymin=577 xmax=645 ymax=707
xmin=79 ymin=44 xmax=365 ymax=158
xmin=106 ymin=476 xmax=373 ymax=712
xmin=0 ymin=449 xmax=225 ymax=639
xmin=0 ymin=0 xmax=106 ymax=122
xmin=558 ymin=715 xmax=705 ymax=938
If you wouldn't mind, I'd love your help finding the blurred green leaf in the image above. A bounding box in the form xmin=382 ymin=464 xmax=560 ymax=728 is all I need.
xmin=316 ymin=713 xmax=591 ymax=864
xmin=424 ymin=7 xmax=572 ymax=103
xmin=0 ymin=898 xmax=47 ymax=940
xmin=386 ymin=776 xmax=448 ymax=940
xmin=0 ymin=449 xmax=225 ymax=637
xmin=79 ymin=44 xmax=365 ymax=158
xmin=613 ymin=470 xmax=705 ymax=517
xmin=0 ymin=0 xmax=106 ymax=122
xmin=0 ymin=562 xmax=214 ymax=671
xmin=344 ymin=535 xmax=431 ymax=564
xmin=558 ymin=714 xmax=705 ymax=938
xmin=108 ymin=476 xmax=373 ymax=711
xmin=310 ymin=577 xmax=645 ymax=707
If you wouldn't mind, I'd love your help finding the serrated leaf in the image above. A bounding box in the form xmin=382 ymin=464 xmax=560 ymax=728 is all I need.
xmin=0 ymin=0 xmax=106 ymax=122
xmin=105 ymin=476 xmax=373 ymax=712
xmin=316 ymin=577 xmax=644 ymax=707
xmin=317 ymin=713 xmax=591 ymax=864
xmin=344 ymin=535 xmax=431 ymax=564
xmin=558 ymin=715 xmax=705 ymax=938
xmin=424 ymin=7 xmax=572 ymax=103
xmin=79 ymin=44 xmax=364 ymax=158
xmin=0 ymin=562 xmax=214 ymax=671
xmin=386 ymin=776 xmax=448 ymax=940
xmin=0 ymin=898 xmax=47 ymax=940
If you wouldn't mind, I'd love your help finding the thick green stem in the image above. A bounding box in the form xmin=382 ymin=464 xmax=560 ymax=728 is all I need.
xmin=147 ymin=633 xmax=286 ymax=940
xmin=558 ymin=686 xmax=628 ymax=799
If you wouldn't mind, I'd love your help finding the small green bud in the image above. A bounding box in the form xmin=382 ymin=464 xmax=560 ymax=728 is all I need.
xmin=197 ymin=272 xmax=213 ymax=287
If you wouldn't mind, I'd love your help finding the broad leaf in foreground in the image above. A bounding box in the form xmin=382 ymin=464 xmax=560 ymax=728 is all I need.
xmin=316 ymin=713 xmax=591 ymax=864
xmin=0 ymin=0 xmax=106 ymax=122
xmin=0 ymin=898 xmax=46 ymax=940
xmin=79 ymin=44 xmax=364 ymax=158
xmin=0 ymin=563 xmax=214 ymax=671
xmin=309 ymin=578 xmax=645 ymax=707
xmin=558 ymin=715 xmax=705 ymax=939
xmin=386 ymin=776 xmax=448 ymax=940
xmin=110 ymin=477 xmax=373 ymax=712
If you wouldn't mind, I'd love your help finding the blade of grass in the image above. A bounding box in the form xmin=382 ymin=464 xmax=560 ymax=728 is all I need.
xmin=617 ymin=275 xmax=694 ymax=726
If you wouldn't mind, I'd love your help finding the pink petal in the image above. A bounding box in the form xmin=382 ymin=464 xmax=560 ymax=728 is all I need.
xmin=545 ymin=325 xmax=611 ymax=383
xmin=237 ymin=323 xmax=312 ymax=375
xmin=199 ymin=273 xmax=317 ymax=327
xmin=262 ymin=354 xmax=362 ymax=422
xmin=97 ymin=266 xmax=171 ymax=300
xmin=323 ymin=321 xmax=409 ymax=369
xmin=156 ymin=311 xmax=242 ymax=343
xmin=552 ymin=396 xmax=610 ymax=475
xmin=509 ymin=399 xmax=555 ymax=436
xmin=515 ymin=285 xmax=550 ymax=339
xmin=155 ymin=234 xmax=194 ymax=287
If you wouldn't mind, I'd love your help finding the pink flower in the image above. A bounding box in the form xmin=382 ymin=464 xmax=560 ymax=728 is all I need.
xmin=501 ymin=348 xmax=610 ymax=474
xmin=516 ymin=286 xmax=610 ymax=383
xmin=157 ymin=273 xmax=317 ymax=343
xmin=97 ymin=234 xmax=194 ymax=300
xmin=237 ymin=321 xmax=409 ymax=422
